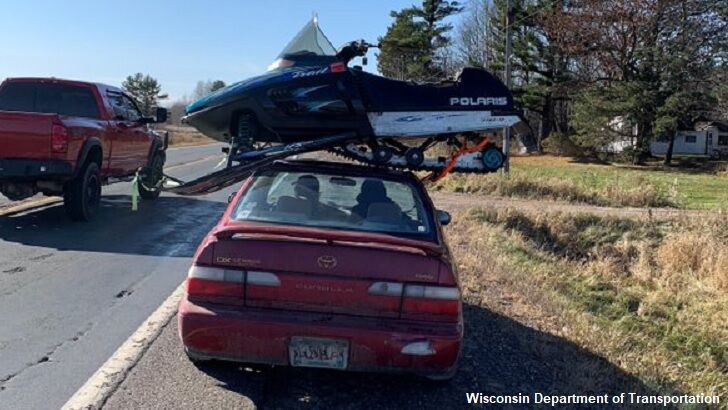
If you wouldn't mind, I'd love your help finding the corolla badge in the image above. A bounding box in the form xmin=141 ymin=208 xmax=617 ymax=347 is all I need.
xmin=317 ymin=255 xmax=338 ymax=269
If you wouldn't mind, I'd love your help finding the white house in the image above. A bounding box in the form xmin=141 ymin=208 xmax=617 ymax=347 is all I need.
xmin=602 ymin=116 xmax=638 ymax=153
xmin=650 ymin=121 xmax=728 ymax=159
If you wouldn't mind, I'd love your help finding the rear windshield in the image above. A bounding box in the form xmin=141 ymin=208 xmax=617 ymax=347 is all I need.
xmin=0 ymin=82 xmax=100 ymax=119
xmin=232 ymin=170 xmax=434 ymax=240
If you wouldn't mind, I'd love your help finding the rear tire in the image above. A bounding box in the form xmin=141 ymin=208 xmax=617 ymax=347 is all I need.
xmin=64 ymin=162 xmax=101 ymax=221
xmin=139 ymin=153 xmax=165 ymax=200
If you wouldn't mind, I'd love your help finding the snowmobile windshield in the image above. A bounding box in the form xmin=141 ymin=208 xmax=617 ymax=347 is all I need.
xmin=267 ymin=18 xmax=337 ymax=71
xmin=275 ymin=18 xmax=336 ymax=59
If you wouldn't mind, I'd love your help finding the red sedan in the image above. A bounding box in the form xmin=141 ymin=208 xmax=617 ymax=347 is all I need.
xmin=178 ymin=160 xmax=462 ymax=380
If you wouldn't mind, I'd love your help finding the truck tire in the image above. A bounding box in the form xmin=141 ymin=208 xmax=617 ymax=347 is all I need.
xmin=64 ymin=162 xmax=101 ymax=221
xmin=139 ymin=153 xmax=165 ymax=200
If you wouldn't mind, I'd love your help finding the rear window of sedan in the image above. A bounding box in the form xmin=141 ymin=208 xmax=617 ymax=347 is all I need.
xmin=232 ymin=170 xmax=434 ymax=239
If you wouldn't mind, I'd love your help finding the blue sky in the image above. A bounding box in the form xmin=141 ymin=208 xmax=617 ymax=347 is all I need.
xmin=0 ymin=0 xmax=438 ymax=103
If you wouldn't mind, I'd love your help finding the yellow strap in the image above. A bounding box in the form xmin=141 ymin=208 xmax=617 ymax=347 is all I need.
xmin=131 ymin=172 xmax=139 ymax=211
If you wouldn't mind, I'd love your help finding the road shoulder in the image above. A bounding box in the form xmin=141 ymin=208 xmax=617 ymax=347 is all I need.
xmin=62 ymin=284 xmax=184 ymax=410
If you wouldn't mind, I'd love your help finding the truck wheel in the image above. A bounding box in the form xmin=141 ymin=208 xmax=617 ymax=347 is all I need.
xmin=64 ymin=162 xmax=101 ymax=221
xmin=139 ymin=153 xmax=165 ymax=200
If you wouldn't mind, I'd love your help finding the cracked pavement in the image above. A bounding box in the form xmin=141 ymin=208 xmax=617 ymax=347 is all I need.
xmin=0 ymin=144 xmax=233 ymax=410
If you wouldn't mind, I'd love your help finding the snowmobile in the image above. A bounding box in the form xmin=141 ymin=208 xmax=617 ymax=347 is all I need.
xmin=171 ymin=19 xmax=524 ymax=195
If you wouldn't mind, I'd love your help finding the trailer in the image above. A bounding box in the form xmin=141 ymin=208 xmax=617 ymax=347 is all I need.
xmin=651 ymin=121 xmax=728 ymax=159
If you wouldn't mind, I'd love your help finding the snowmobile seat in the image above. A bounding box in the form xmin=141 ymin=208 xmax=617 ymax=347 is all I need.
xmin=456 ymin=67 xmax=489 ymax=84
xmin=357 ymin=66 xmax=511 ymax=112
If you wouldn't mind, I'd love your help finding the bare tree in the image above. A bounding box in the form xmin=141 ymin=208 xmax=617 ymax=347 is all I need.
xmin=168 ymin=99 xmax=190 ymax=126
xmin=456 ymin=0 xmax=494 ymax=69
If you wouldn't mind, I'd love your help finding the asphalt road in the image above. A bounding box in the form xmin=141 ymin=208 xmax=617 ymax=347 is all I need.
xmin=0 ymin=143 xmax=232 ymax=410
xmin=0 ymin=143 xmax=224 ymax=209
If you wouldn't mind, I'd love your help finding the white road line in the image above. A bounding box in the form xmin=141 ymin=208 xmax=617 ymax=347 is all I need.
xmin=165 ymin=142 xmax=218 ymax=151
xmin=62 ymin=282 xmax=185 ymax=410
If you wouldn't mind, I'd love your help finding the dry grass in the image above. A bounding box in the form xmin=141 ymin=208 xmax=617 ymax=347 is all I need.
xmin=160 ymin=125 xmax=215 ymax=147
xmin=447 ymin=209 xmax=728 ymax=401
xmin=433 ymin=173 xmax=676 ymax=208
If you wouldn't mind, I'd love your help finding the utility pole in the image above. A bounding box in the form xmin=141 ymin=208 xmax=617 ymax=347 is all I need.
xmin=502 ymin=0 xmax=514 ymax=174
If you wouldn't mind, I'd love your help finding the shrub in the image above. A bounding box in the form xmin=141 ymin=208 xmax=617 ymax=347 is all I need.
xmin=541 ymin=133 xmax=583 ymax=156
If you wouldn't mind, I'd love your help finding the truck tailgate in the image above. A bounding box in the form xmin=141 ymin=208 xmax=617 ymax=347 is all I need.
xmin=0 ymin=111 xmax=55 ymax=159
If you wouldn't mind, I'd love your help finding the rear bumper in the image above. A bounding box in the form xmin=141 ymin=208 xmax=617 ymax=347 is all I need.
xmin=178 ymin=298 xmax=463 ymax=377
xmin=0 ymin=158 xmax=73 ymax=180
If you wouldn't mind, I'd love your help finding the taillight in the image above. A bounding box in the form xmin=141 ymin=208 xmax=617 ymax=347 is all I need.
xmin=186 ymin=265 xmax=244 ymax=298
xmin=186 ymin=266 xmax=282 ymax=300
xmin=51 ymin=123 xmax=69 ymax=153
xmin=402 ymin=284 xmax=461 ymax=322
xmin=329 ymin=62 xmax=347 ymax=73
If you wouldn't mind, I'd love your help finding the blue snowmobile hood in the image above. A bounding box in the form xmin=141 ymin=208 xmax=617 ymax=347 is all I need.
xmin=186 ymin=69 xmax=287 ymax=115
xmin=186 ymin=61 xmax=334 ymax=115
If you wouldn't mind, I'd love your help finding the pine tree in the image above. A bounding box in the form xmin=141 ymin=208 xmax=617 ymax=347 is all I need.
xmin=378 ymin=1 xmax=462 ymax=81
xmin=210 ymin=80 xmax=226 ymax=93
xmin=485 ymin=0 xmax=570 ymax=146
xmin=122 ymin=73 xmax=167 ymax=116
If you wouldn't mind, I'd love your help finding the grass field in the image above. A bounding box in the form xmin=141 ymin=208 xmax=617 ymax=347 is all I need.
xmin=448 ymin=208 xmax=728 ymax=403
xmin=434 ymin=156 xmax=728 ymax=210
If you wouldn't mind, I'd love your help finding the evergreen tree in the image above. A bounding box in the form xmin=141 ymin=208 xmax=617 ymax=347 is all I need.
xmin=121 ymin=73 xmax=167 ymax=117
xmin=210 ymin=80 xmax=226 ymax=92
xmin=378 ymin=1 xmax=462 ymax=81
xmin=486 ymin=0 xmax=570 ymax=146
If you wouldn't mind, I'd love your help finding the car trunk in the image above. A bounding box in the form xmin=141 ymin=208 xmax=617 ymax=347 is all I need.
xmin=0 ymin=111 xmax=54 ymax=159
xmin=212 ymin=229 xmax=443 ymax=319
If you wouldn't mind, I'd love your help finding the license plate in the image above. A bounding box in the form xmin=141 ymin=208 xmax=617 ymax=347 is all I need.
xmin=289 ymin=337 xmax=349 ymax=370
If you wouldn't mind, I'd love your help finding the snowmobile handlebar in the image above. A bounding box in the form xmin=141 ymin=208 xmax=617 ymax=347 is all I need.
xmin=336 ymin=40 xmax=379 ymax=64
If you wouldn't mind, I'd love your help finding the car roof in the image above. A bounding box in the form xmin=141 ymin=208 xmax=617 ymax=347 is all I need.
xmin=3 ymin=77 xmax=123 ymax=93
xmin=255 ymin=159 xmax=419 ymax=182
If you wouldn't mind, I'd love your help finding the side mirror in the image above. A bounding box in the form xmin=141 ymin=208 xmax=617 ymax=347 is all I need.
xmin=436 ymin=210 xmax=451 ymax=226
xmin=362 ymin=56 xmax=368 ymax=66
xmin=154 ymin=107 xmax=168 ymax=123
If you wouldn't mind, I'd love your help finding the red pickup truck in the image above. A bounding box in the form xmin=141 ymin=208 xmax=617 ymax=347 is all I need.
xmin=0 ymin=77 xmax=168 ymax=220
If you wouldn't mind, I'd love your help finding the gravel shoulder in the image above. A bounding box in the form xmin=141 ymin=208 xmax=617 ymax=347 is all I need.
xmin=104 ymin=303 xmax=658 ymax=410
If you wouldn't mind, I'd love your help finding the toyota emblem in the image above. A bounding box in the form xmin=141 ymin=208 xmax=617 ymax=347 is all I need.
xmin=317 ymin=255 xmax=337 ymax=269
